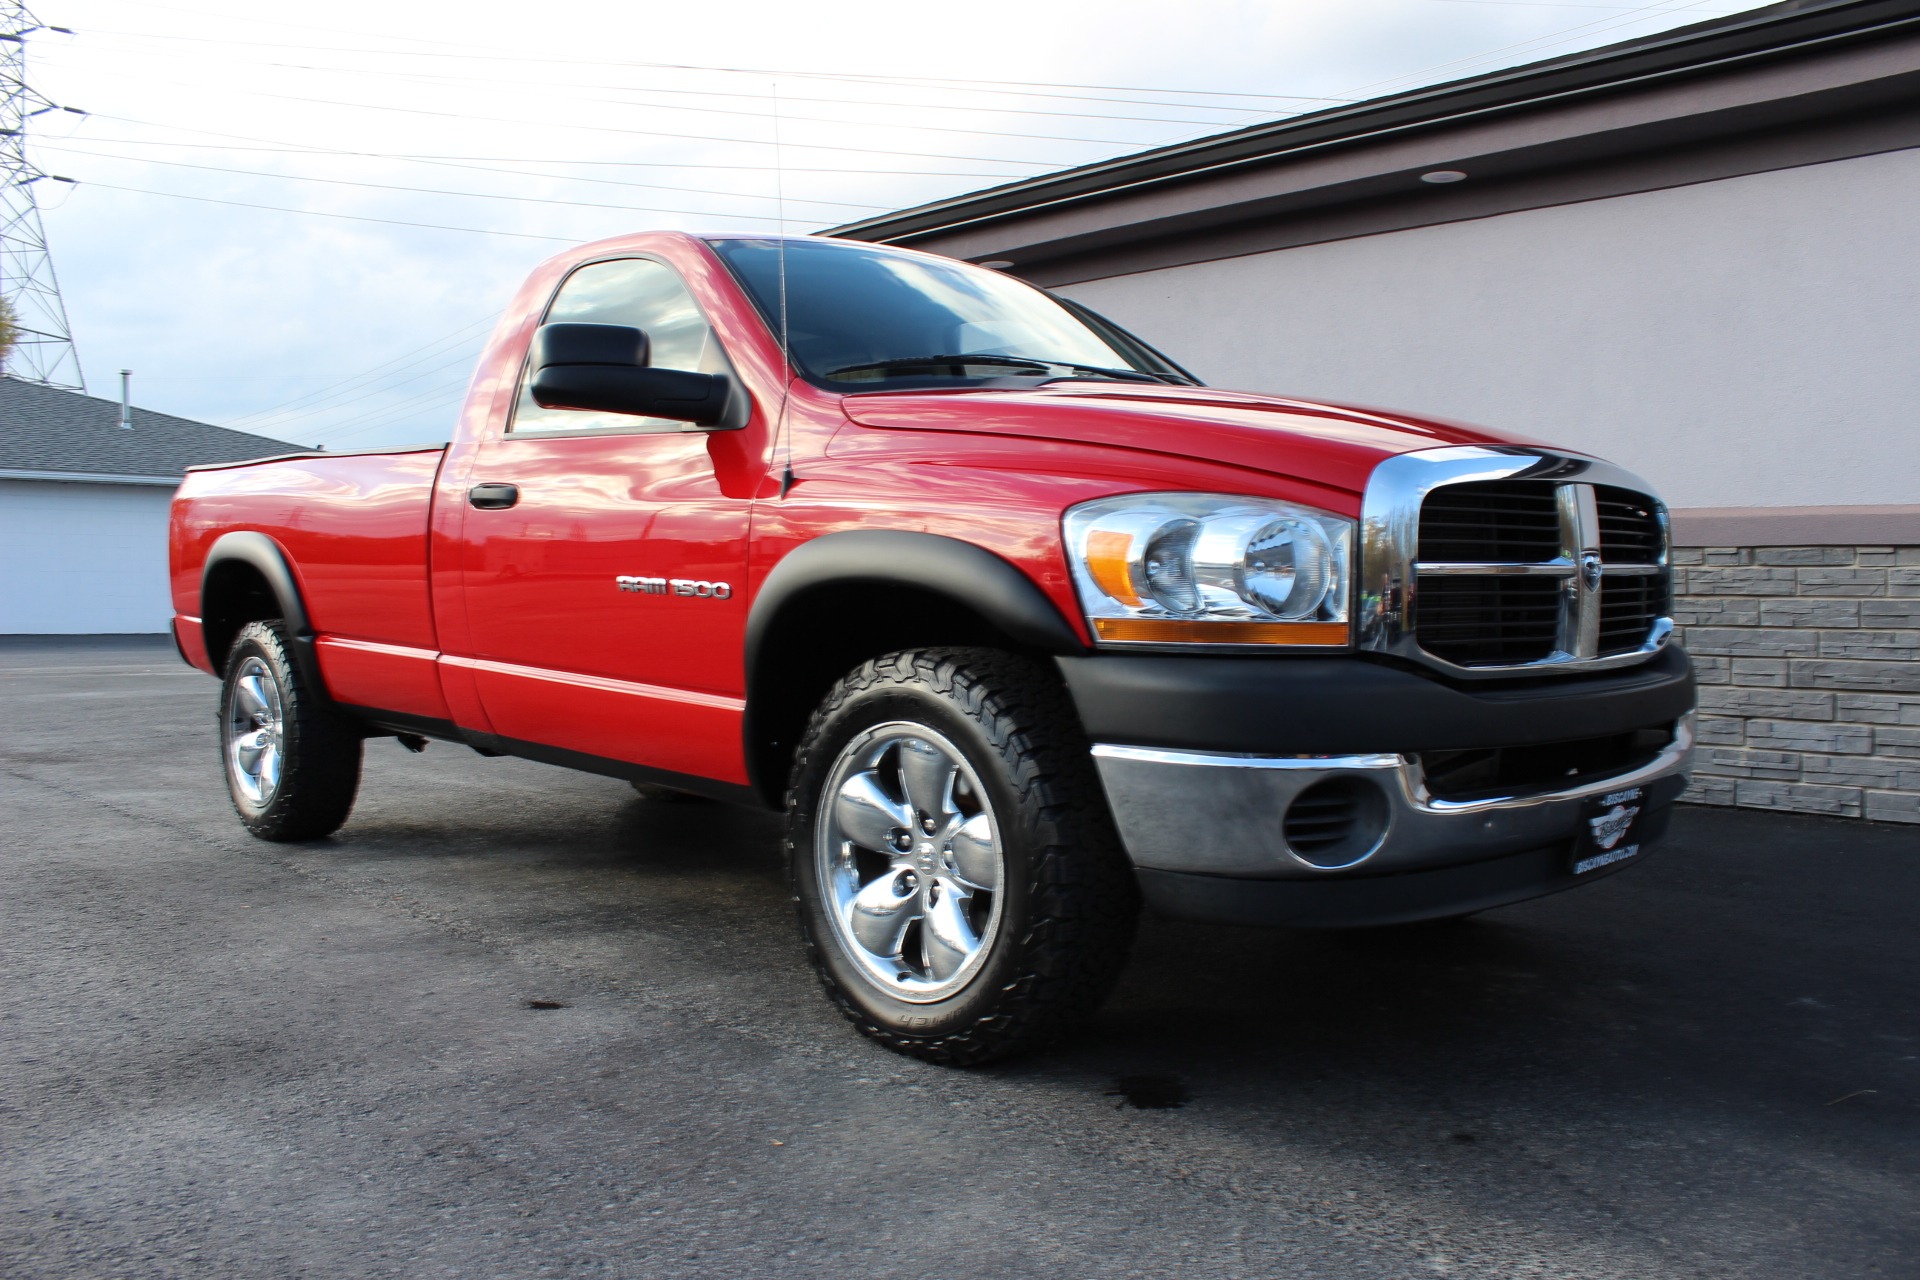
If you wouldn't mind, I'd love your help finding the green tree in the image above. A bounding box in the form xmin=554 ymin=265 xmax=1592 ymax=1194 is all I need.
xmin=0 ymin=296 xmax=17 ymax=373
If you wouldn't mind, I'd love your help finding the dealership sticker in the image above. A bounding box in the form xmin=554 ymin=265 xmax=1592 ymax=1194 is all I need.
xmin=1574 ymin=843 xmax=1641 ymax=876
xmin=1574 ymin=786 xmax=1646 ymax=875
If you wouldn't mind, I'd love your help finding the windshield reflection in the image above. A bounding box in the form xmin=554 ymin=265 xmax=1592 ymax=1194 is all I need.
xmin=710 ymin=237 xmax=1188 ymax=389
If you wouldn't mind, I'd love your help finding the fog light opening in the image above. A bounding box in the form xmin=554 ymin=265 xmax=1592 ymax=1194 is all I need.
xmin=1282 ymin=777 xmax=1390 ymax=870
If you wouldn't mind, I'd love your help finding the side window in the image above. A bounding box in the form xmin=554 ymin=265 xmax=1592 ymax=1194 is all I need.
xmin=511 ymin=257 xmax=724 ymax=434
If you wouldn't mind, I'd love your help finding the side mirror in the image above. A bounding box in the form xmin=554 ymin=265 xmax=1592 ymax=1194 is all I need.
xmin=528 ymin=322 xmax=733 ymax=426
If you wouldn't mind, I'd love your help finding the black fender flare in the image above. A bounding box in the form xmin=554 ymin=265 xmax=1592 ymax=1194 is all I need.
xmin=742 ymin=530 xmax=1087 ymax=801
xmin=200 ymin=530 xmax=328 ymax=698
xmin=745 ymin=530 xmax=1085 ymax=678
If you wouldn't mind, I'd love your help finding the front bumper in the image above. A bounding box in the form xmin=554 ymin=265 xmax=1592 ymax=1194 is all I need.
xmin=1061 ymin=649 xmax=1697 ymax=928
xmin=1094 ymin=715 xmax=1693 ymax=878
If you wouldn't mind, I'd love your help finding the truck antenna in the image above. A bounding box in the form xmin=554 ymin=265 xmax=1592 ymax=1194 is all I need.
xmin=772 ymin=79 xmax=795 ymax=499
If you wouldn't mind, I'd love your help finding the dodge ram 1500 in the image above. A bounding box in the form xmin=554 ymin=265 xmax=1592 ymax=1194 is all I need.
xmin=171 ymin=231 xmax=1695 ymax=1063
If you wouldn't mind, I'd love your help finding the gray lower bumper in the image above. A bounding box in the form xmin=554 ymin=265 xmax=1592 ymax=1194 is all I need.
xmin=1091 ymin=714 xmax=1694 ymax=882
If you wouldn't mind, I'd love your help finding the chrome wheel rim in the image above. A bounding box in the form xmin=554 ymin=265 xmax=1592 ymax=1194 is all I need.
xmin=224 ymin=656 xmax=285 ymax=806
xmin=814 ymin=722 xmax=1005 ymax=1003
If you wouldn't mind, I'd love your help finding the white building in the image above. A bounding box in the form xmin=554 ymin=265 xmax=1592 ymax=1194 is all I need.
xmin=0 ymin=377 xmax=301 ymax=634
xmin=835 ymin=0 xmax=1920 ymax=821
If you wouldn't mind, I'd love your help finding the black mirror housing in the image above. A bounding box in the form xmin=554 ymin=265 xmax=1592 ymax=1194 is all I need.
xmin=528 ymin=322 xmax=736 ymax=427
xmin=531 ymin=364 xmax=733 ymax=424
xmin=531 ymin=321 xmax=650 ymax=370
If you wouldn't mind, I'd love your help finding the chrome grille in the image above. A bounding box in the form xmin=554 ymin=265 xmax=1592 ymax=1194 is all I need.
xmin=1415 ymin=575 xmax=1562 ymax=665
xmin=1360 ymin=447 xmax=1674 ymax=677
xmin=1417 ymin=480 xmax=1561 ymax=563
xmin=1594 ymin=485 xmax=1663 ymax=564
xmin=1599 ymin=574 xmax=1669 ymax=655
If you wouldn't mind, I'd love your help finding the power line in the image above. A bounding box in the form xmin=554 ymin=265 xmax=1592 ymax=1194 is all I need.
xmin=292 ymin=358 xmax=502 ymax=447
xmin=227 ymin=312 xmax=497 ymax=427
xmin=39 ymin=136 xmax=913 ymax=206
xmin=60 ymin=8 xmax=1742 ymax=210
xmin=76 ymin=23 xmax=1355 ymax=110
xmin=71 ymin=32 xmax=1278 ymax=129
xmin=246 ymin=365 xmax=476 ymax=444
xmin=54 ymin=0 xmax=1751 ymax=450
xmin=59 ymin=1 xmax=1745 ymax=261
xmin=34 ymin=63 xmax=1078 ymax=167
xmin=242 ymin=349 xmax=480 ymax=432
xmin=162 ymin=56 xmax=1217 ymax=146
xmin=71 ymin=119 xmax=1024 ymax=177
xmin=32 ymin=53 xmax=1160 ymax=150
xmin=77 ymin=180 xmax=587 ymax=242
xmin=41 ymin=144 xmax=885 ymax=221
xmin=308 ymin=376 xmax=483 ymax=446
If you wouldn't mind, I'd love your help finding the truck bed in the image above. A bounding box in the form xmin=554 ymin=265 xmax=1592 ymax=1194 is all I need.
xmin=170 ymin=444 xmax=451 ymax=720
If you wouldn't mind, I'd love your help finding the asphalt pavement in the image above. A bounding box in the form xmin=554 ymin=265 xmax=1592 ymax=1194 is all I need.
xmin=2 ymin=636 xmax=1915 ymax=1279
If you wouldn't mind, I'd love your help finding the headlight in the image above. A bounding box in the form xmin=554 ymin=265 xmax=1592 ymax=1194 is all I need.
xmin=1064 ymin=493 xmax=1353 ymax=647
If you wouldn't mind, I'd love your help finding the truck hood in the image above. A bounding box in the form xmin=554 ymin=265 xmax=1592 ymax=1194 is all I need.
xmin=839 ymin=383 xmax=1542 ymax=495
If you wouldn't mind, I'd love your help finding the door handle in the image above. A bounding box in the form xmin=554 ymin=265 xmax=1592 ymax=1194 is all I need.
xmin=468 ymin=482 xmax=520 ymax=510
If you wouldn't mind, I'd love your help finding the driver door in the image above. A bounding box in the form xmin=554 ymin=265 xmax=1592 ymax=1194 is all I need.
xmin=456 ymin=256 xmax=753 ymax=784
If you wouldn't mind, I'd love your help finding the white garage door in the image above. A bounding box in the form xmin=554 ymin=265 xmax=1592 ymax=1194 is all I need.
xmin=0 ymin=479 xmax=178 ymax=634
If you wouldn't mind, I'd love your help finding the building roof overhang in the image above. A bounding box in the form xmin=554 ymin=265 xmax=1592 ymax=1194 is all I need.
xmin=831 ymin=0 xmax=1920 ymax=283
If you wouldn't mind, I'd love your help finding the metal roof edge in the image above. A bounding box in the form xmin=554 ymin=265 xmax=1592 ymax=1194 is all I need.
xmin=0 ymin=468 xmax=182 ymax=486
xmin=829 ymin=0 xmax=1920 ymax=246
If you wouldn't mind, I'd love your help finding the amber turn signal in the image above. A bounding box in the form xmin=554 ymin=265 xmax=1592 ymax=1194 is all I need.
xmin=1083 ymin=529 xmax=1142 ymax=606
xmin=1092 ymin=618 xmax=1350 ymax=646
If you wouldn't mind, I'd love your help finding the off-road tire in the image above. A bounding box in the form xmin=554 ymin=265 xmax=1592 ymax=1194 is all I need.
xmin=785 ymin=648 xmax=1139 ymax=1065
xmin=220 ymin=620 xmax=363 ymax=841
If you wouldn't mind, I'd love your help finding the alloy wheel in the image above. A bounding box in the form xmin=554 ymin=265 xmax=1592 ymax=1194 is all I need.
xmin=813 ymin=722 xmax=1005 ymax=1001
xmin=224 ymin=655 xmax=285 ymax=806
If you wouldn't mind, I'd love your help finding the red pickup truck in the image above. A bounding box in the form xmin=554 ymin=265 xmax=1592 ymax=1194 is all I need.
xmin=171 ymin=231 xmax=1695 ymax=1063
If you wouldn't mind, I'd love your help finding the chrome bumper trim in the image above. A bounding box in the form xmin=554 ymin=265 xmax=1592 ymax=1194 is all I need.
xmin=1091 ymin=714 xmax=1694 ymax=879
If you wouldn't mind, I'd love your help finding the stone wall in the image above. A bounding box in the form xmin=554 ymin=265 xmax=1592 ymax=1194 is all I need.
xmin=1673 ymin=545 xmax=1920 ymax=824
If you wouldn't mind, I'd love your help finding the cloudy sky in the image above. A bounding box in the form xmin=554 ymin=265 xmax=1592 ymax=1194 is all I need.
xmin=25 ymin=0 xmax=1771 ymax=450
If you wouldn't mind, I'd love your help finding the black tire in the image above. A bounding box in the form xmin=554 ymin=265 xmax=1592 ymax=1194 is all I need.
xmin=785 ymin=648 xmax=1139 ymax=1065
xmin=219 ymin=620 xmax=363 ymax=842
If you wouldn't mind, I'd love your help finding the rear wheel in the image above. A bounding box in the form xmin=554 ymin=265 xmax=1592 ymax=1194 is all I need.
xmin=220 ymin=621 xmax=363 ymax=841
xmin=786 ymin=648 xmax=1138 ymax=1065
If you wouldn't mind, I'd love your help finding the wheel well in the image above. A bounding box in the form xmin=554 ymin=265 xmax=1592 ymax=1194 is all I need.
xmin=745 ymin=582 xmax=1059 ymax=806
xmin=202 ymin=560 xmax=281 ymax=675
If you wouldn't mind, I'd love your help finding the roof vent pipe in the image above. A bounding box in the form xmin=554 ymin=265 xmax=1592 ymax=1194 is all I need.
xmin=119 ymin=369 xmax=132 ymax=429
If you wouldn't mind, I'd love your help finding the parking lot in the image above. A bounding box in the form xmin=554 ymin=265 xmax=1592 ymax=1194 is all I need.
xmin=2 ymin=636 xmax=1914 ymax=1279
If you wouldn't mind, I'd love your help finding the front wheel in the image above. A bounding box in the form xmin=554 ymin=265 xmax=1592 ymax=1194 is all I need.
xmin=220 ymin=620 xmax=363 ymax=841
xmin=786 ymin=649 xmax=1138 ymax=1065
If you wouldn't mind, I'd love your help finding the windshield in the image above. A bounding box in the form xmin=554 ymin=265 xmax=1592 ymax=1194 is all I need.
xmin=708 ymin=237 xmax=1194 ymax=389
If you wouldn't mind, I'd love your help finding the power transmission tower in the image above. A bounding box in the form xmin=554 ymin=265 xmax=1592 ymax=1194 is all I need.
xmin=0 ymin=3 xmax=82 ymax=391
